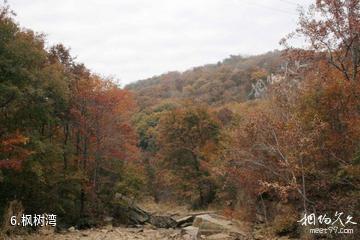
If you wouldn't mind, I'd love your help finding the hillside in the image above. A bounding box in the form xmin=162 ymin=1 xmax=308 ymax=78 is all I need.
xmin=126 ymin=51 xmax=284 ymax=109
xmin=1 ymin=1 xmax=359 ymax=239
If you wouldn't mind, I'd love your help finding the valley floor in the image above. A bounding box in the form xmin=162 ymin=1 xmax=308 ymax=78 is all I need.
xmin=1 ymin=225 xmax=293 ymax=240
xmin=0 ymin=202 xmax=294 ymax=240
xmin=4 ymin=226 xmax=186 ymax=240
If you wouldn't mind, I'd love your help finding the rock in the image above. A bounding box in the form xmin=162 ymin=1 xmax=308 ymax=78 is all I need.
xmin=112 ymin=194 xmax=151 ymax=225
xmin=190 ymin=211 xmax=217 ymax=216
xmin=112 ymin=193 xmax=179 ymax=229
xmin=183 ymin=234 xmax=193 ymax=240
xmin=180 ymin=222 xmax=193 ymax=228
xmin=170 ymin=231 xmax=180 ymax=238
xmin=182 ymin=226 xmax=199 ymax=239
xmin=104 ymin=216 xmax=113 ymax=223
xmin=207 ymin=233 xmax=232 ymax=240
xmin=255 ymin=214 xmax=265 ymax=223
xmin=193 ymin=214 xmax=230 ymax=235
xmin=193 ymin=214 xmax=246 ymax=237
xmin=176 ymin=215 xmax=195 ymax=227
xmin=253 ymin=229 xmax=264 ymax=240
xmin=144 ymin=223 xmax=157 ymax=229
xmin=149 ymin=215 xmax=177 ymax=228
xmin=68 ymin=226 xmax=76 ymax=232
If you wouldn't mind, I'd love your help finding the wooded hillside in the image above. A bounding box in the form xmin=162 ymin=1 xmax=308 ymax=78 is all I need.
xmin=0 ymin=1 xmax=359 ymax=239
xmin=126 ymin=51 xmax=283 ymax=108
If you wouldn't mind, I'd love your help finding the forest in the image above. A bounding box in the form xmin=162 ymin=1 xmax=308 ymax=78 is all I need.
xmin=0 ymin=1 xmax=359 ymax=239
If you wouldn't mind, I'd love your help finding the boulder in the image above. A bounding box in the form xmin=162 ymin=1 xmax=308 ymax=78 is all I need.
xmin=193 ymin=214 xmax=230 ymax=235
xmin=113 ymin=193 xmax=178 ymax=228
xmin=150 ymin=215 xmax=177 ymax=228
xmin=68 ymin=226 xmax=76 ymax=232
xmin=104 ymin=216 xmax=113 ymax=223
xmin=193 ymin=214 xmax=246 ymax=237
xmin=183 ymin=234 xmax=193 ymax=240
xmin=170 ymin=231 xmax=181 ymax=238
xmin=176 ymin=215 xmax=195 ymax=228
xmin=182 ymin=226 xmax=199 ymax=239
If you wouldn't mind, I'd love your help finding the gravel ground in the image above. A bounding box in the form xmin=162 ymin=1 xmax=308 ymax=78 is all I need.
xmin=2 ymin=226 xmax=187 ymax=240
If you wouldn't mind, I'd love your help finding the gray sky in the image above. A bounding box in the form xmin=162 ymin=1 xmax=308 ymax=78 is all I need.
xmin=9 ymin=0 xmax=313 ymax=85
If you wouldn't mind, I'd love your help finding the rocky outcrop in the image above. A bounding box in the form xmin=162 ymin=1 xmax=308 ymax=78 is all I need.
xmin=112 ymin=193 xmax=177 ymax=228
xmin=192 ymin=214 xmax=247 ymax=239
xmin=176 ymin=215 xmax=195 ymax=228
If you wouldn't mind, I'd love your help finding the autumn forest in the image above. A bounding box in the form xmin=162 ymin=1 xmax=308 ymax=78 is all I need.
xmin=0 ymin=1 xmax=359 ymax=239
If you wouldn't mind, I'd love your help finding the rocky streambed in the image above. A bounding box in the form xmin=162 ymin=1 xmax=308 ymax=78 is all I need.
xmin=3 ymin=213 xmax=251 ymax=240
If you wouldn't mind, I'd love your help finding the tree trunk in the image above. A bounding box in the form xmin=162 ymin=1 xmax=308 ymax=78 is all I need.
xmin=80 ymin=136 xmax=88 ymax=218
xmin=63 ymin=123 xmax=69 ymax=171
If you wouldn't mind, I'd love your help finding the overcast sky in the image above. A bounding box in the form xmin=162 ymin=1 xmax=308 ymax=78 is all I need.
xmin=8 ymin=0 xmax=313 ymax=85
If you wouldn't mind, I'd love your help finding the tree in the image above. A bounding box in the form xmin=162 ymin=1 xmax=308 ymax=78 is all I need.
xmin=282 ymin=0 xmax=360 ymax=81
xmin=69 ymin=72 xmax=140 ymax=220
xmin=133 ymin=101 xmax=179 ymax=202
xmin=157 ymin=105 xmax=221 ymax=208
xmin=0 ymin=3 xmax=141 ymax=228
